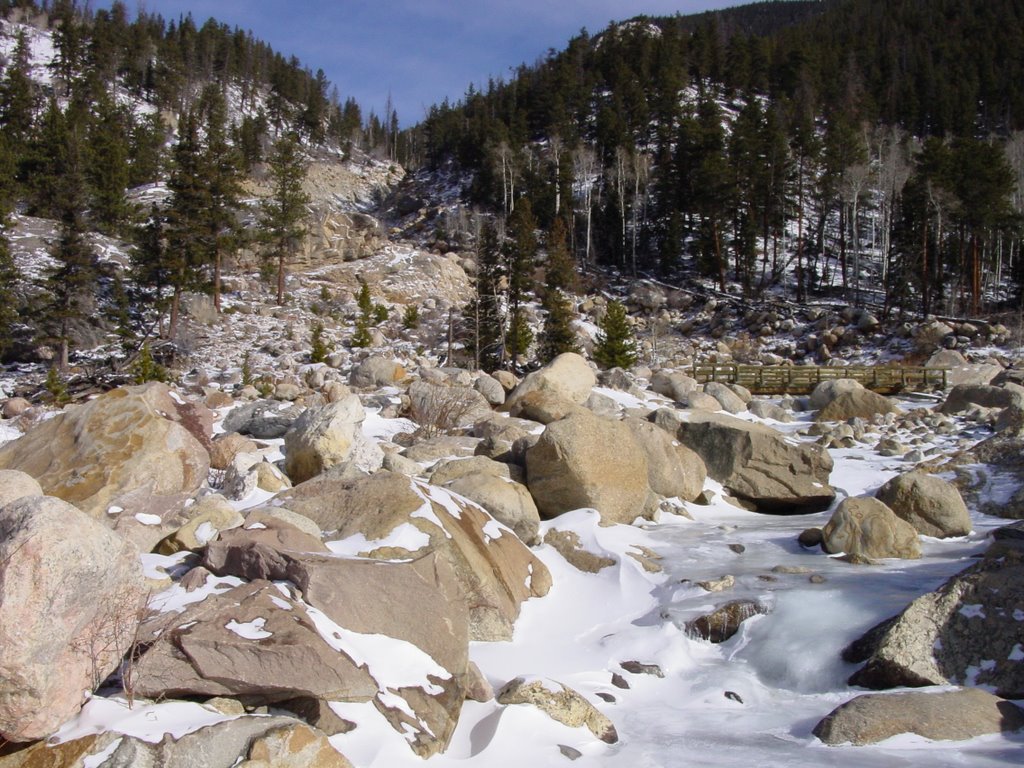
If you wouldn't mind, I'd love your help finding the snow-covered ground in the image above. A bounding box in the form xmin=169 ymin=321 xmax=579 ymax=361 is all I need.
xmin=39 ymin=394 xmax=1022 ymax=766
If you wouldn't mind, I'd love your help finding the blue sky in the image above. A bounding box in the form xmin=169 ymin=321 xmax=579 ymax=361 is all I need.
xmin=105 ymin=1 xmax=743 ymax=126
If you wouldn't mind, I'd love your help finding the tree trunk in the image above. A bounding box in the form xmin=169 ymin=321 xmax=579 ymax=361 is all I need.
xmin=277 ymin=249 xmax=285 ymax=305
xmin=168 ymin=286 xmax=182 ymax=340
xmin=714 ymin=220 xmax=726 ymax=292
xmin=796 ymin=158 xmax=805 ymax=302
xmin=838 ymin=203 xmax=848 ymax=297
xmin=213 ymin=249 xmax=222 ymax=313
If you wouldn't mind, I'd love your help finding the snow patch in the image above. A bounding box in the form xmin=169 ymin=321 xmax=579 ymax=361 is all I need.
xmin=225 ymin=617 xmax=272 ymax=640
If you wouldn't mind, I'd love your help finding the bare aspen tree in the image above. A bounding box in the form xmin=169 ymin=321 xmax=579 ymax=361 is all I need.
xmin=572 ymin=147 xmax=598 ymax=270
xmin=549 ymin=135 xmax=564 ymax=216
xmin=874 ymin=125 xmax=911 ymax=286
xmin=842 ymin=162 xmax=871 ymax=305
xmin=496 ymin=142 xmax=517 ymax=216
xmin=631 ymin=150 xmax=651 ymax=275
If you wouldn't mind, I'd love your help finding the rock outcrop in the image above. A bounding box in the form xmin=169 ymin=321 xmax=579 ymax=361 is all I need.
xmin=846 ymin=538 xmax=1024 ymax=696
xmin=815 ymin=389 xmax=899 ymax=422
xmin=940 ymin=383 xmax=1024 ymax=414
xmin=139 ymin=550 xmax=468 ymax=758
xmin=269 ymin=471 xmax=551 ymax=640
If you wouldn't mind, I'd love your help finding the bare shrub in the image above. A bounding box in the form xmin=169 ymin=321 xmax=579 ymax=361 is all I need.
xmin=408 ymin=382 xmax=483 ymax=439
xmin=69 ymin=585 xmax=150 ymax=707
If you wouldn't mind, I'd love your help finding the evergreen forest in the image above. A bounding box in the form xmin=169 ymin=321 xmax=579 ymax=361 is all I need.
xmin=413 ymin=0 xmax=1024 ymax=321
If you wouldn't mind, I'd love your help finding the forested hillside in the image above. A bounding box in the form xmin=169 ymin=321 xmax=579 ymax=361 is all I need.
xmin=411 ymin=0 xmax=1024 ymax=323
xmin=0 ymin=0 xmax=404 ymax=366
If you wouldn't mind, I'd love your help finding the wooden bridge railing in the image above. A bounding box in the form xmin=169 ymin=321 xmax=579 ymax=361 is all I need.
xmin=690 ymin=363 xmax=949 ymax=395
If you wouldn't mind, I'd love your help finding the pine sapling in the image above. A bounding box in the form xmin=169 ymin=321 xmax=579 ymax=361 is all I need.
xmin=593 ymin=300 xmax=637 ymax=370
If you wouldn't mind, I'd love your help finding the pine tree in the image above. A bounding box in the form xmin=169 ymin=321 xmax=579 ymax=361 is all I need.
xmin=0 ymin=134 xmax=19 ymax=356
xmin=543 ymin=216 xmax=576 ymax=294
xmin=593 ymin=300 xmax=637 ymax=370
xmin=505 ymin=199 xmax=537 ymax=370
xmin=463 ymin=219 xmax=505 ymax=371
xmin=87 ymin=96 xmax=133 ymax=234
xmin=128 ymin=112 xmax=166 ymax=187
xmin=0 ymin=225 xmax=17 ymax=357
xmin=50 ymin=0 xmax=84 ymax=98
xmin=131 ymin=342 xmax=168 ymax=383
xmin=0 ymin=30 xmax=37 ymax=145
xmin=356 ymin=279 xmax=373 ymax=318
xmin=164 ymin=110 xmax=209 ymax=339
xmin=131 ymin=204 xmax=173 ymax=322
xmin=350 ymin=316 xmax=371 ymax=348
xmin=309 ymin=321 xmax=329 ymax=362
xmin=539 ymin=289 xmax=578 ymax=363
xmin=198 ymin=85 xmax=244 ymax=312
xmin=43 ymin=125 xmax=96 ymax=372
xmin=259 ymin=132 xmax=309 ymax=304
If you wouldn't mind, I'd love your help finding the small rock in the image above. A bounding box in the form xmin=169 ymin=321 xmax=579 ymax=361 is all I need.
xmin=559 ymin=744 xmax=583 ymax=760
xmin=798 ymin=528 xmax=824 ymax=548
xmin=611 ymin=673 xmax=630 ymax=689
xmin=620 ymin=661 xmax=665 ymax=678
xmin=724 ymin=691 xmax=744 ymax=704
xmin=686 ymin=600 xmax=766 ymax=643
xmin=697 ymin=574 xmax=735 ymax=592
xmin=728 ymin=543 xmax=746 ymax=554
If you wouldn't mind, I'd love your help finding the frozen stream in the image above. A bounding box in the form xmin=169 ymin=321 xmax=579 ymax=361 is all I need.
xmin=52 ymin=399 xmax=1024 ymax=766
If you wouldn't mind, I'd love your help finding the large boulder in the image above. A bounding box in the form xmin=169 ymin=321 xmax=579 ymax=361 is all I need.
xmin=673 ymin=412 xmax=834 ymax=513
xmin=156 ymin=494 xmax=244 ymax=554
xmin=269 ymin=471 xmax=551 ymax=641
xmin=525 ymin=411 xmax=653 ymax=525
xmin=0 ymin=469 xmax=41 ymax=507
xmin=650 ymin=369 xmax=699 ymax=402
xmin=223 ymin=399 xmax=304 ymax=439
xmin=940 ymin=384 xmax=1024 ymax=414
xmin=813 ymin=688 xmax=1024 ymax=746
xmin=136 ymin=580 xmax=381 ymax=702
xmin=927 ymin=350 xmax=1002 ymax=387
xmin=815 ymin=390 xmax=900 ymax=422
xmin=209 ymin=432 xmax=259 ymax=471
xmin=0 ymin=496 xmax=147 ymax=742
xmin=283 ymin=396 xmax=370 ymax=484
xmin=349 ymin=356 xmax=406 ymax=388
xmin=624 ymin=418 xmax=706 ymax=502
xmin=875 ymin=471 xmax=971 ymax=538
xmin=505 ymin=353 xmax=596 ymax=411
xmin=0 ymin=383 xmax=210 ymax=541
xmin=703 ymin=382 xmax=746 ymax=414
xmin=821 ymin=497 xmax=921 ymax=560
xmin=846 ymin=539 xmax=1024 ymax=696
xmin=808 ymin=378 xmax=865 ymax=410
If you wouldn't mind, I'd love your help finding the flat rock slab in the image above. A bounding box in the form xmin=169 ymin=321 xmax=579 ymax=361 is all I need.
xmin=814 ymin=687 xmax=1024 ymax=745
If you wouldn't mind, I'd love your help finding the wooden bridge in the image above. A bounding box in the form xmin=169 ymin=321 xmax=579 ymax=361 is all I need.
xmin=690 ymin=363 xmax=949 ymax=395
